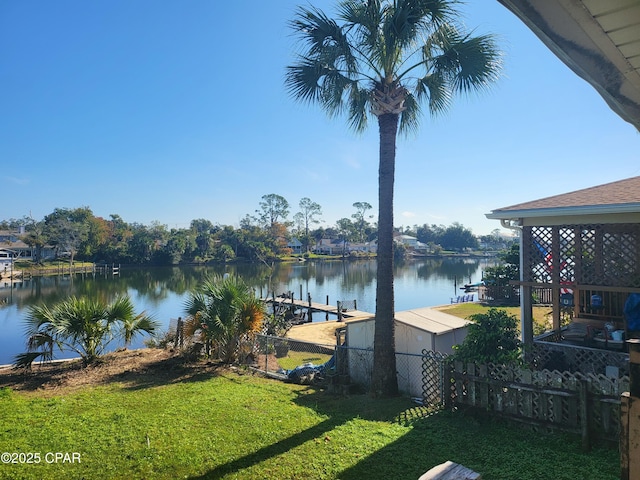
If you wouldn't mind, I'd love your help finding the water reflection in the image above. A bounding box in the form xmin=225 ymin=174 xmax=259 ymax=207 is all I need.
xmin=0 ymin=257 xmax=496 ymax=364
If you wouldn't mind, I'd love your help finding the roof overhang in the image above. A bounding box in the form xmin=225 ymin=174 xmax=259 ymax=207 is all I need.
xmin=487 ymin=203 xmax=640 ymax=221
xmin=497 ymin=0 xmax=640 ymax=132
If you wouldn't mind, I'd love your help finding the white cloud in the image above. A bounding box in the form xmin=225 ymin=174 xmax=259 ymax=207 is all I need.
xmin=3 ymin=176 xmax=30 ymax=185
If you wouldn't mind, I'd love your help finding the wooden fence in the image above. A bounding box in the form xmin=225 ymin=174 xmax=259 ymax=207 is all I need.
xmin=441 ymin=361 xmax=628 ymax=448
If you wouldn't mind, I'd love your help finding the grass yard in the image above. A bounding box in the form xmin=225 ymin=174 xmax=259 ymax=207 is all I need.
xmin=276 ymin=350 xmax=334 ymax=371
xmin=0 ymin=350 xmax=618 ymax=480
xmin=437 ymin=302 xmax=552 ymax=332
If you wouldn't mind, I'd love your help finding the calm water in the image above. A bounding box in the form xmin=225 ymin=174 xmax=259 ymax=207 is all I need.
xmin=0 ymin=257 xmax=495 ymax=365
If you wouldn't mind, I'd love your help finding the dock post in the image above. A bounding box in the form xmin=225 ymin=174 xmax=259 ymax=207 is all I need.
xmin=307 ymin=292 xmax=313 ymax=322
xmin=326 ymin=295 xmax=329 ymax=321
xmin=299 ymin=284 xmax=302 ymax=301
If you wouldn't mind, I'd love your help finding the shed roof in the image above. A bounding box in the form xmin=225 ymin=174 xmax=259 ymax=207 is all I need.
xmin=394 ymin=307 xmax=470 ymax=335
xmin=486 ymin=176 xmax=640 ymax=220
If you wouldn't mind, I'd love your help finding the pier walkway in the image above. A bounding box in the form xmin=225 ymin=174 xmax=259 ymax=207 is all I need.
xmin=263 ymin=295 xmax=373 ymax=321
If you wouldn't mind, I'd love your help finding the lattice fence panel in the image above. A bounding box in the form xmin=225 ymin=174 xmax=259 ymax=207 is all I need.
xmin=421 ymin=350 xmax=448 ymax=406
xmin=579 ymin=225 xmax=597 ymax=285
xmin=559 ymin=227 xmax=576 ymax=285
xmin=527 ymin=226 xmax=553 ymax=283
xmin=526 ymin=223 xmax=640 ymax=288
xmin=530 ymin=340 xmax=629 ymax=376
xmin=601 ymin=225 xmax=640 ymax=287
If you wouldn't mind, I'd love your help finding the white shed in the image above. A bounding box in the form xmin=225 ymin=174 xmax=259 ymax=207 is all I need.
xmin=345 ymin=307 xmax=470 ymax=396
xmin=394 ymin=307 xmax=471 ymax=354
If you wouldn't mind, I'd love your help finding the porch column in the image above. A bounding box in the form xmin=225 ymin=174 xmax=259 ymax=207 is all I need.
xmin=621 ymin=339 xmax=640 ymax=480
xmin=521 ymin=227 xmax=533 ymax=345
xmin=551 ymin=227 xmax=561 ymax=331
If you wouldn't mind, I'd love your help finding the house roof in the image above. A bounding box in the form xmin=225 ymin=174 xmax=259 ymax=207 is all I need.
xmin=395 ymin=235 xmax=416 ymax=240
xmin=487 ymin=176 xmax=640 ymax=221
xmin=498 ymin=0 xmax=640 ymax=132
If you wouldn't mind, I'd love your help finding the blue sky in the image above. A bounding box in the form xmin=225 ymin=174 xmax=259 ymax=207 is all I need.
xmin=1 ymin=1 xmax=639 ymax=236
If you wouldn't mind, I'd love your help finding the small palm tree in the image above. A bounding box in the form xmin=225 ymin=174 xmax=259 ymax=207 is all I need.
xmin=286 ymin=0 xmax=501 ymax=396
xmin=183 ymin=275 xmax=265 ymax=363
xmin=16 ymin=296 xmax=158 ymax=367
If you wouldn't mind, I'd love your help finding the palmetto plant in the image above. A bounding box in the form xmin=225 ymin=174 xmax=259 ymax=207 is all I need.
xmin=286 ymin=0 xmax=501 ymax=395
xmin=183 ymin=275 xmax=265 ymax=363
xmin=16 ymin=295 xmax=158 ymax=368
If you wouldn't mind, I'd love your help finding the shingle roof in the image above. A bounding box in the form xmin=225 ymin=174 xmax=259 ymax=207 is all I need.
xmin=487 ymin=176 xmax=640 ymax=219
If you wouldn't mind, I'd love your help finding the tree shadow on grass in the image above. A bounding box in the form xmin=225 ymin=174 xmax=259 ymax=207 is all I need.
xmin=185 ymin=384 xmax=619 ymax=480
xmin=337 ymin=409 xmax=619 ymax=480
xmin=188 ymin=415 xmax=343 ymax=480
xmin=186 ymin=386 xmax=416 ymax=479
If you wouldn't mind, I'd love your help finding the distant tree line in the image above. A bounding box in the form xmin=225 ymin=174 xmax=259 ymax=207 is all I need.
xmin=0 ymin=195 xmax=511 ymax=265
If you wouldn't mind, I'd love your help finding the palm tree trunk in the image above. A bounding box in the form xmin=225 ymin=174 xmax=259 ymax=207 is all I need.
xmin=371 ymin=113 xmax=399 ymax=397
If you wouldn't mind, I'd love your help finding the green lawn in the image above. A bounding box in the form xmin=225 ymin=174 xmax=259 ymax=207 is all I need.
xmin=438 ymin=303 xmax=552 ymax=332
xmin=14 ymin=259 xmax=95 ymax=274
xmin=0 ymin=370 xmax=618 ymax=480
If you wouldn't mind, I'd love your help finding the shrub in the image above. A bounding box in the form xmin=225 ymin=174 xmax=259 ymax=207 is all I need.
xmin=16 ymin=296 xmax=158 ymax=368
xmin=451 ymin=308 xmax=521 ymax=365
xmin=183 ymin=275 xmax=265 ymax=363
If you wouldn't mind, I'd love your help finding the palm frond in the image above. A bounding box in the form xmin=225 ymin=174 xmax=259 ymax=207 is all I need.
xmin=289 ymin=5 xmax=358 ymax=74
xmin=321 ymin=70 xmax=357 ymax=117
xmin=398 ymin=93 xmax=421 ymax=134
xmin=397 ymin=0 xmax=457 ymax=30
xmin=415 ymin=72 xmax=452 ymax=115
xmin=450 ymin=34 xmax=502 ymax=94
xmin=347 ymin=84 xmax=372 ymax=132
xmin=13 ymin=352 xmax=47 ymax=370
xmin=338 ymin=0 xmax=382 ymax=63
xmin=120 ymin=313 xmax=159 ymax=346
xmin=428 ymin=24 xmax=502 ymax=96
xmin=106 ymin=296 xmax=136 ymax=323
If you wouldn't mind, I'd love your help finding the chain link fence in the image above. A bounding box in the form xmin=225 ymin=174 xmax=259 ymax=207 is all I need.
xmin=251 ymin=335 xmax=431 ymax=399
xmin=252 ymin=335 xmax=337 ymax=384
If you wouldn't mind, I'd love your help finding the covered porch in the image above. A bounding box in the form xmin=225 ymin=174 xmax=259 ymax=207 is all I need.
xmin=487 ymin=177 xmax=640 ymax=376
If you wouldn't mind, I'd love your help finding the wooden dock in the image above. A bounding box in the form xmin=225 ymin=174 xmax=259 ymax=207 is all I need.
xmin=263 ymin=295 xmax=373 ymax=321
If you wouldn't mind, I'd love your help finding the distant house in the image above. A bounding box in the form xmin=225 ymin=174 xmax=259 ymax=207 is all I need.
xmin=313 ymin=238 xmax=377 ymax=255
xmin=347 ymin=240 xmax=377 ymax=254
xmin=313 ymin=238 xmax=347 ymax=255
xmin=394 ymin=234 xmax=429 ymax=251
xmin=287 ymin=238 xmax=303 ymax=254
xmin=0 ymin=249 xmax=15 ymax=272
xmin=0 ymin=229 xmax=55 ymax=262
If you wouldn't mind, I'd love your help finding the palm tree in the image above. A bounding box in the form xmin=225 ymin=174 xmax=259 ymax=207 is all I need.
xmin=16 ymin=296 xmax=158 ymax=367
xmin=184 ymin=275 xmax=265 ymax=363
xmin=286 ymin=0 xmax=501 ymax=396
